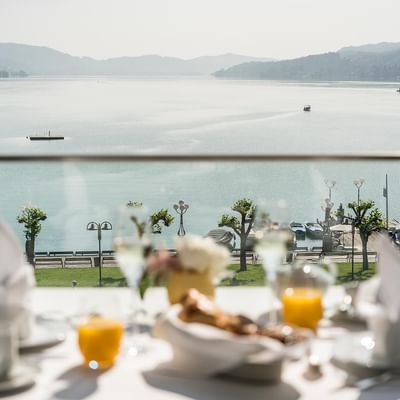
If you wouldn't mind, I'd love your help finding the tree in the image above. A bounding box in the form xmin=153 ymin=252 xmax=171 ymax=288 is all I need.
xmin=126 ymin=201 xmax=174 ymax=235
xmin=150 ymin=209 xmax=175 ymax=234
xmin=17 ymin=206 xmax=47 ymax=266
xmin=348 ymin=200 xmax=385 ymax=271
xmin=218 ymin=198 xmax=255 ymax=272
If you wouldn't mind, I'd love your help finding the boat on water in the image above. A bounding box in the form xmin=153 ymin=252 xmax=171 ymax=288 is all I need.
xmin=27 ymin=131 xmax=64 ymax=141
xmin=305 ymin=222 xmax=324 ymax=239
xmin=303 ymin=105 xmax=311 ymax=112
xmin=290 ymin=222 xmax=306 ymax=239
xmin=205 ymin=229 xmax=236 ymax=251
xmin=397 ymin=88 xmax=400 ymax=93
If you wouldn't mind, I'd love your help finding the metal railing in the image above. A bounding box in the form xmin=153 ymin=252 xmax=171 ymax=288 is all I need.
xmin=1 ymin=153 xmax=400 ymax=162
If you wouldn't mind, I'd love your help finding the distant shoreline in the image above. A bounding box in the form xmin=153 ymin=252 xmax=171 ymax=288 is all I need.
xmin=1 ymin=75 xmax=400 ymax=89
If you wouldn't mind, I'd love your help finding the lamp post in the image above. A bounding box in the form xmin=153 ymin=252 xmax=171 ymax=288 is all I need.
xmin=86 ymin=221 xmax=112 ymax=287
xmin=321 ymin=198 xmax=334 ymax=252
xmin=353 ymin=178 xmax=365 ymax=205
xmin=173 ymin=200 xmax=189 ymax=236
xmin=322 ymin=198 xmax=334 ymax=226
xmin=349 ymin=216 xmax=355 ymax=280
xmin=324 ymin=178 xmax=336 ymax=202
xmin=383 ymin=174 xmax=389 ymax=229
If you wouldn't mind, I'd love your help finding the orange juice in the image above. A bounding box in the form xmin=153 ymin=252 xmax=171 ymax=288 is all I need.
xmin=281 ymin=287 xmax=323 ymax=331
xmin=78 ymin=317 xmax=124 ymax=369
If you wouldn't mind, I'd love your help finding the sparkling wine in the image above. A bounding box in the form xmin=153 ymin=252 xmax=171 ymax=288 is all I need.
xmin=114 ymin=238 xmax=145 ymax=287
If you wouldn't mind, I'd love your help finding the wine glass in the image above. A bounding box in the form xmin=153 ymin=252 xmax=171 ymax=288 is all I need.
xmin=254 ymin=199 xmax=291 ymax=324
xmin=113 ymin=204 xmax=151 ymax=355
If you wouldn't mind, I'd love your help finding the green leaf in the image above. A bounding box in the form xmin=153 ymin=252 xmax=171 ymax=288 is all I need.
xmin=138 ymin=270 xmax=154 ymax=299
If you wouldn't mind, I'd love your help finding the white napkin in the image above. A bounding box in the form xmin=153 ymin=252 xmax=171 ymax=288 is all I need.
xmin=153 ymin=305 xmax=286 ymax=377
xmin=0 ymin=219 xmax=35 ymax=339
xmin=356 ymin=234 xmax=400 ymax=366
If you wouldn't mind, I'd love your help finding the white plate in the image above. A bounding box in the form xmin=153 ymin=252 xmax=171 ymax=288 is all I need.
xmin=0 ymin=363 xmax=36 ymax=394
xmin=223 ymin=351 xmax=283 ymax=382
xmin=19 ymin=323 xmax=66 ymax=353
xmin=154 ymin=305 xmax=310 ymax=381
xmin=332 ymin=332 xmax=391 ymax=375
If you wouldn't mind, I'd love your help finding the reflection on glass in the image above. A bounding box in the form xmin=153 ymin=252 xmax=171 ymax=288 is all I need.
xmin=113 ymin=204 xmax=150 ymax=355
xmin=254 ymin=199 xmax=291 ymax=323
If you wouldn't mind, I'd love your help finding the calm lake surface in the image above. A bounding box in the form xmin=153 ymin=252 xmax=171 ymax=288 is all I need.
xmin=1 ymin=77 xmax=399 ymax=250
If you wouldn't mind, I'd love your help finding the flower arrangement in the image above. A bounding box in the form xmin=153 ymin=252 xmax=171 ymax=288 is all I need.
xmin=142 ymin=235 xmax=231 ymax=303
xmin=147 ymin=235 xmax=230 ymax=278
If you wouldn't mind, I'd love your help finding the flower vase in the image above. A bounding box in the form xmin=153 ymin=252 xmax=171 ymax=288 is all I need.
xmin=167 ymin=269 xmax=215 ymax=304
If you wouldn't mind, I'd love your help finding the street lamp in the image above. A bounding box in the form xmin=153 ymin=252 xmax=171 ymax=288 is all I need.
xmin=353 ymin=178 xmax=365 ymax=204
xmin=173 ymin=200 xmax=189 ymax=236
xmin=324 ymin=178 xmax=336 ymax=202
xmin=321 ymin=198 xmax=334 ymax=226
xmin=321 ymin=198 xmax=334 ymax=252
xmin=383 ymin=174 xmax=389 ymax=229
xmin=344 ymin=215 xmax=356 ymax=281
xmin=86 ymin=221 xmax=112 ymax=287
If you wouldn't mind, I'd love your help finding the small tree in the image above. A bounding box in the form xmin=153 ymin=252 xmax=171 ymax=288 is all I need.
xmin=348 ymin=200 xmax=385 ymax=271
xmin=17 ymin=206 xmax=47 ymax=266
xmin=150 ymin=209 xmax=175 ymax=234
xmin=126 ymin=201 xmax=174 ymax=235
xmin=218 ymin=198 xmax=255 ymax=272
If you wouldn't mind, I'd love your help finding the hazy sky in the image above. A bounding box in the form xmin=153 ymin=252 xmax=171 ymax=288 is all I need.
xmin=1 ymin=0 xmax=399 ymax=60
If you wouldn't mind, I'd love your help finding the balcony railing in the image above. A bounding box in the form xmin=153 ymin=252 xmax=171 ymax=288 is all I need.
xmin=1 ymin=153 xmax=397 ymax=285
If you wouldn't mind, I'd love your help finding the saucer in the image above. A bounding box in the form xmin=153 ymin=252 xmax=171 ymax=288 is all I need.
xmin=19 ymin=322 xmax=66 ymax=353
xmin=0 ymin=363 xmax=36 ymax=394
xmin=332 ymin=332 xmax=391 ymax=376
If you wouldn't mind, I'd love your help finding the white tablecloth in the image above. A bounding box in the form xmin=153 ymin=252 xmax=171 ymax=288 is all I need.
xmin=4 ymin=287 xmax=363 ymax=400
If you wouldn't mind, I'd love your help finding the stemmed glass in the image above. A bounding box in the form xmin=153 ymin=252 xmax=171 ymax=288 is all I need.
xmin=113 ymin=204 xmax=151 ymax=355
xmin=254 ymin=199 xmax=291 ymax=324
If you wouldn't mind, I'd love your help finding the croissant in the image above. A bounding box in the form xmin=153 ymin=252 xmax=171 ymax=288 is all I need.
xmin=178 ymin=289 xmax=307 ymax=345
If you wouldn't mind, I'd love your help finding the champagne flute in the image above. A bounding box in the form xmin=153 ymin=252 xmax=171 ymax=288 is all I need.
xmin=254 ymin=199 xmax=291 ymax=324
xmin=113 ymin=204 xmax=151 ymax=355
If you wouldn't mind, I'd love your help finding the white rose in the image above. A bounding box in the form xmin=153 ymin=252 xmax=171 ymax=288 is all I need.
xmin=175 ymin=235 xmax=230 ymax=276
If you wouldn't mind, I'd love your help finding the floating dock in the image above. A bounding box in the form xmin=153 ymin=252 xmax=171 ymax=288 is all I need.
xmin=27 ymin=131 xmax=64 ymax=141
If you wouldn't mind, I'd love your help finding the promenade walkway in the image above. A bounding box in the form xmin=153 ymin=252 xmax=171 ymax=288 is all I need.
xmin=34 ymin=247 xmax=377 ymax=269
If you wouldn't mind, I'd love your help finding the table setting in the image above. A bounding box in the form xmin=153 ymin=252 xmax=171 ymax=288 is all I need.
xmin=1 ymin=207 xmax=400 ymax=400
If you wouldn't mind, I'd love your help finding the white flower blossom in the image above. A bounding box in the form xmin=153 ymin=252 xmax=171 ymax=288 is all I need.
xmin=175 ymin=235 xmax=230 ymax=276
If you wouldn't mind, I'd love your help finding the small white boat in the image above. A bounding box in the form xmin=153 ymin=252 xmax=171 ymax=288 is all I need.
xmin=290 ymin=222 xmax=306 ymax=238
xmin=305 ymin=222 xmax=323 ymax=239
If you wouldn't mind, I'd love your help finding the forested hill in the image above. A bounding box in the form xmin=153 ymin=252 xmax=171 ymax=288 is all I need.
xmin=214 ymin=42 xmax=400 ymax=81
xmin=0 ymin=43 xmax=271 ymax=76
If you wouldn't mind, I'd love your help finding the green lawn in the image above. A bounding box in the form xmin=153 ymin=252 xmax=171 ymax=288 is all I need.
xmin=35 ymin=267 xmax=126 ymax=287
xmin=220 ymin=262 xmax=376 ymax=286
xmin=34 ymin=262 xmax=377 ymax=288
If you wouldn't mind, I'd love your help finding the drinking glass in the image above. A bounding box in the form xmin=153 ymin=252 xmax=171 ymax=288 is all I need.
xmin=78 ymin=318 xmax=124 ymax=369
xmin=254 ymin=199 xmax=292 ymax=323
xmin=76 ymin=296 xmax=125 ymax=369
xmin=0 ymin=307 xmax=20 ymax=380
xmin=278 ymin=261 xmax=336 ymax=331
xmin=113 ymin=204 xmax=151 ymax=355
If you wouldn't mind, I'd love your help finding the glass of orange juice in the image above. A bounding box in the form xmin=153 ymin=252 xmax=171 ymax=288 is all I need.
xmin=278 ymin=261 xmax=337 ymax=331
xmin=78 ymin=316 xmax=124 ymax=369
xmin=281 ymin=287 xmax=323 ymax=331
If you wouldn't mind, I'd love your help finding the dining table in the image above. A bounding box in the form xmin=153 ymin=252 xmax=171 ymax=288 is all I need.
xmin=2 ymin=286 xmax=398 ymax=400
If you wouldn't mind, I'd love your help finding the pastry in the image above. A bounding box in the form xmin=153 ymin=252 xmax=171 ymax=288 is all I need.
xmin=178 ymin=289 xmax=307 ymax=344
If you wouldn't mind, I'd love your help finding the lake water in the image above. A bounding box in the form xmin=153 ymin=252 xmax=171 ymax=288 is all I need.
xmin=1 ymin=77 xmax=400 ymax=250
